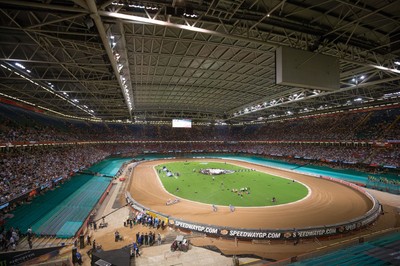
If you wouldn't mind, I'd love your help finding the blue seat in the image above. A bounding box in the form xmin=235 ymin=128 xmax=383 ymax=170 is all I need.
xmin=292 ymin=233 xmax=400 ymax=266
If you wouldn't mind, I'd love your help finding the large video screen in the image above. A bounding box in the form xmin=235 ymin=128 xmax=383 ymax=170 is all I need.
xmin=172 ymin=119 xmax=192 ymax=128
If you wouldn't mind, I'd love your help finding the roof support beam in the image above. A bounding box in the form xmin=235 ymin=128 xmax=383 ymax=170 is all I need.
xmin=86 ymin=0 xmax=133 ymax=118
xmin=99 ymin=10 xmax=399 ymax=77
xmin=0 ymin=0 xmax=88 ymax=13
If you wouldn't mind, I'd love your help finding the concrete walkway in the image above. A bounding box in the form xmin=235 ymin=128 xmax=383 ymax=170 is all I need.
xmin=133 ymin=244 xmax=234 ymax=266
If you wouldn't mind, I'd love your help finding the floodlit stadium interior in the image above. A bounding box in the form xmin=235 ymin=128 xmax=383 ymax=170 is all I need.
xmin=0 ymin=0 xmax=400 ymax=265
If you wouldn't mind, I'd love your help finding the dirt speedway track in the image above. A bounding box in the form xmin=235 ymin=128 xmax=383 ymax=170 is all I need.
xmin=129 ymin=158 xmax=373 ymax=230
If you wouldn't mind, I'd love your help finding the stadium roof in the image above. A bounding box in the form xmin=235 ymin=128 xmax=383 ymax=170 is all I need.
xmin=0 ymin=0 xmax=399 ymax=124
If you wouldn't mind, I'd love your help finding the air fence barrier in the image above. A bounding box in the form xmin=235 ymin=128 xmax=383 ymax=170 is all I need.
xmin=125 ymin=159 xmax=382 ymax=241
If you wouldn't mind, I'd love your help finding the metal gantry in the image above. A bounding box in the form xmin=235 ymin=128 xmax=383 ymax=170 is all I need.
xmin=0 ymin=0 xmax=399 ymax=123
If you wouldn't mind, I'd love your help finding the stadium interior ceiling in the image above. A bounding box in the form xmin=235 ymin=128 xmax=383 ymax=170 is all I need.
xmin=0 ymin=0 xmax=399 ymax=125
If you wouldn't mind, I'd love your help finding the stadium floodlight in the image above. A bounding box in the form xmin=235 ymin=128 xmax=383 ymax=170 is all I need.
xmin=374 ymin=64 xmax=400 ymax=74
xmin=102 ymin=11 xmax=216 ymax=35
xmin=15 ymin=62 xmax=25 ymax=69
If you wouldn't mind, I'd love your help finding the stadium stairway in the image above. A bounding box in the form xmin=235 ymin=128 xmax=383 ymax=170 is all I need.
xmin=290 ymin=232 xmax=400 ymax=265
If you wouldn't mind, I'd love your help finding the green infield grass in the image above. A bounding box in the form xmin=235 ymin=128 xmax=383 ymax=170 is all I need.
xmin=156 ymin=161 xmax=308 ymax=207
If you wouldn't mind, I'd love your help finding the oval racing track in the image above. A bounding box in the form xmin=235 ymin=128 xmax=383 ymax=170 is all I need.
xmin=129 ymin=158 xmax=373 ymax=229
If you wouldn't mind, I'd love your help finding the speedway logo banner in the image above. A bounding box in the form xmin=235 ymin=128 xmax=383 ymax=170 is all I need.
xmin=170 ymin=219 xmax=282 ymax=239
xmin=169 ymin=217 xmax=379 ymax=240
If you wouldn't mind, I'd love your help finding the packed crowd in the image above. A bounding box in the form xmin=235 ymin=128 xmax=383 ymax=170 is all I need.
xmin=135 ymin=142 xmax=400 ymax=168
xmin=1 ymin=142 xmax=399 ymax=207
xmin=1 ymin=103 xmax=399 ymax=207
xmin=1 ymin=103 xmax=399 ymax=143
xmin=0 ymin=146 xmax=109 ymax=204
